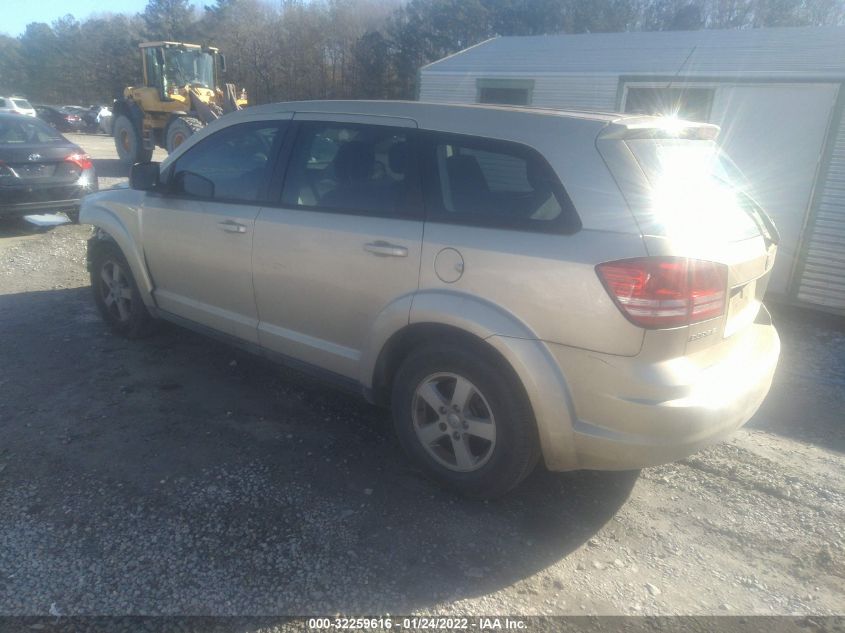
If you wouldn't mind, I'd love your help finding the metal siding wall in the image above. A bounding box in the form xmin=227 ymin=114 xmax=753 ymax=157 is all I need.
xmin=797 ymin=107 xmax=845 ymax=311
xmin=418 ymin=73 xmax=477 ymax=103
xmin=531 ymin=76 xmax=619 ymax=111
xmin=419 ymin=73 xmax=620 ymax=111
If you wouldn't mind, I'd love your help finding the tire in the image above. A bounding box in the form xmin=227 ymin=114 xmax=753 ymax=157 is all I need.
xmin=113 ymin=115 xmax=152 ymax=166
xmin=90 ymin=243 xmax=155 ymax=338
xmin=391 ymin=343 xmax=540 ymax=499
xmin=165 ymin=116 xmax=203 ymax=153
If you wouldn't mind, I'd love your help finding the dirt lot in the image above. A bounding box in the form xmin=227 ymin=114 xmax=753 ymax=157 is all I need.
xmin=0 ymin=133 xmax=843 ymax=617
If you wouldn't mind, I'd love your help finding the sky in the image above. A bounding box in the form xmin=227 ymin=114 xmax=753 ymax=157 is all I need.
xmin=1 ymin=0 xmax=205 ymax=37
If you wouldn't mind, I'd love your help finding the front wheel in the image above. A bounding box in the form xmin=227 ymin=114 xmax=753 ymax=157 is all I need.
xmin=391 ymin=344 xmax=540 ymax=498
xmin=90 ymin=243 xmax=154 ymax=338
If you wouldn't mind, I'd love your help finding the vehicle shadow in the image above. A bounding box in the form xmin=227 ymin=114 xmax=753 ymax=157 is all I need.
xmin=93 ymin=158 xmax=129 ymax=178
xmin=0 ymin=286 xmax=638 ymax=614
xmin=748 ymin=303 xmax=845 ymax=454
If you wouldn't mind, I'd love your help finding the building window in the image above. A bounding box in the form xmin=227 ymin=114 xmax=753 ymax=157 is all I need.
xmin=624 ymin=87 xmax=715 ymax=122
xmin=477 ymin=79 xmax=534 ymax=106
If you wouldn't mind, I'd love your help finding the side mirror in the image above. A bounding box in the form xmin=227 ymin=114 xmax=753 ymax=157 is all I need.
xmin=130 ymin=161 xmax=160 ymax=191
xmin=219 ymin=54 xmax=227 ymax=73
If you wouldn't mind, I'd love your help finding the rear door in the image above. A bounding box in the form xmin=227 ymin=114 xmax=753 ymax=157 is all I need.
xmin=141 ymin=117 xmax=290 ymax=343
xmin=252 ymin=115 xmax=423 ymax=379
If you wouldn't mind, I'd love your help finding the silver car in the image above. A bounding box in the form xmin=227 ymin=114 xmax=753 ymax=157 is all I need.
xmin=80 ymin=101 xmax=781 ymax=498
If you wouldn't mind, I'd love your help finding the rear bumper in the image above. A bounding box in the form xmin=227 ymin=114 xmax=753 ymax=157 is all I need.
xmin=547 ymin=306 xmax=780 ymax=470
xmin=0 ymin=198 xmax=81 ymax=218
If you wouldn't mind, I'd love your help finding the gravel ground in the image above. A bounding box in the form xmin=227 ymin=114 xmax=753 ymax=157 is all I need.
xmin=0 ymin=133 xmax=843 ymax=618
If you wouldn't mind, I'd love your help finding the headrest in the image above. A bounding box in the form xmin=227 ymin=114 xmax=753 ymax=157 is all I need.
xmin=333 ymin=141 xmax=374 ymax=183
xmin=388 ymin=141 xmax=408 ymax=175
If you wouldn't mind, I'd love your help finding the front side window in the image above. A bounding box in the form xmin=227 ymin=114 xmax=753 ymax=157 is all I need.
xmin=422 ymin=132 xmax=578 ymax=231
xmin=281 ymin=123 xmax=417 ymax=217
xmin=170 ymin=121 xmax=286 ymax=202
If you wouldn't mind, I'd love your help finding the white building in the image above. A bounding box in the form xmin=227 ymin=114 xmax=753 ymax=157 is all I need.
xmin=419 ymin=26 xmax=845 ymax=313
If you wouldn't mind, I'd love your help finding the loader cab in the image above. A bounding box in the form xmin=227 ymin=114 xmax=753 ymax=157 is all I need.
xmin=140 ymin=42 xmax=220 ymax=102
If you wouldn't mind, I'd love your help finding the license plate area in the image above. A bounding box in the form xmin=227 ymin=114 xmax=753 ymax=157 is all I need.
xmin=725 ymin=278 xmax=760 ymax=338
xmin=13 ymin=163 xmax=57 ymax=178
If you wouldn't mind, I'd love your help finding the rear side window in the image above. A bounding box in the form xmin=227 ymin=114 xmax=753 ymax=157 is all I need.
xmin=420 ymin=131 xmax=579 ymax=232
xmin=170 ymin=120 xmax=286 ymax=202
xmin=281 ymin=122 xmax=419 ymax=217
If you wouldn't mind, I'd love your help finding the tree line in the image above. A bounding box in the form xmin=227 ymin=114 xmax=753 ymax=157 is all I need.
xmin=1 ymin=0 xmax=843 ymax=107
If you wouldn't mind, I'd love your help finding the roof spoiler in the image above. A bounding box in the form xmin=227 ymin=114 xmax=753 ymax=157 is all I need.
xmin=599 ymin=115 xmax=720 ymax=141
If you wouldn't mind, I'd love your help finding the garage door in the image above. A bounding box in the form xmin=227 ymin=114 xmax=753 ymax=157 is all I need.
xmin=795 ymin=104 xmax=845 ymax=311
xmin=709 ymin=83 xmax=839 ymax=296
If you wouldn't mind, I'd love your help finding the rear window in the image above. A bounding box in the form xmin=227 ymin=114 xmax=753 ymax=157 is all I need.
xmin=12 ymin=99 xmax=33 ymax=110
xmin=0 ymin=118 xmax=62 ymax=144
xmin=421 ymin=131 xmax=579 ymax=233
xmin=627 ymin=139 xmax=764 ymax=242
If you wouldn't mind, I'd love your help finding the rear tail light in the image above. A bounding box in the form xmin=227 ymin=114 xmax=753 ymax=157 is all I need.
xmin=65 ymin=153 xmax=93 ymax=170
xmin=596 ymin=257 xmax=728 ymax=329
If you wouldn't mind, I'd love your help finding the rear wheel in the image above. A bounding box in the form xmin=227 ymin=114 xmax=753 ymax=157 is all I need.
xmin=113 ymin=115 xmax=152 ymax=167
xmin=391 ymin=344 xmax=540 ymax=498
xmin=90 ymin=243 xmax=154 ymax=338
xmin=165 ymin=116 xmax=203 ymax=153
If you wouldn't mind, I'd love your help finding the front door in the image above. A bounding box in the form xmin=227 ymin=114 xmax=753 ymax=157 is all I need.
xmin=253 ymin=117 xmax=423 ymax=379
xmin=142 ymin=117 xmax=290 ymax=342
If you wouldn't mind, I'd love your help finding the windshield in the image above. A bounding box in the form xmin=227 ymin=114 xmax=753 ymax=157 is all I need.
xmin=164 ymin=49 xmax=215 ymax=89
xmin=12 ymin=99 xmax=33 ymax=109
xmin=627 ymin=138 xmax=768 ymax=242
xmin=0 ymin=117 xmax=62 ymax=144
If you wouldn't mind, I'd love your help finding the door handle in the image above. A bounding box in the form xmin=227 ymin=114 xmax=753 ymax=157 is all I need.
xmin=217 ymin=220 xmax=247 ymax=234
xmin=364 ymin=241 xmax=408 ymax=257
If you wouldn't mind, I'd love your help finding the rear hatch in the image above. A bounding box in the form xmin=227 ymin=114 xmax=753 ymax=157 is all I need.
xmin=597 ymin=117 xmax=779 ymax=346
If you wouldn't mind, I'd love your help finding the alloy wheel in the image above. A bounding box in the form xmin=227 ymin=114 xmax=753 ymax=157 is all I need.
xmin=99 ymin=260 xmax=133 ymax=323
xmin=411 ymin=372 xmax=497 ymax=472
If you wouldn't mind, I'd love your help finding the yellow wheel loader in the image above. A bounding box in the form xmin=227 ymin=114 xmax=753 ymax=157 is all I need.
xmin=112 ymin=41 xmax=247 ymax=165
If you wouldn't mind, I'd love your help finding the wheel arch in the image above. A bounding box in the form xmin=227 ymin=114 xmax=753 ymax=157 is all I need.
xmin=363 ymin=290 xmax=580 ymax=470
xmin=83 ymin=206 xmax=156 ymax=311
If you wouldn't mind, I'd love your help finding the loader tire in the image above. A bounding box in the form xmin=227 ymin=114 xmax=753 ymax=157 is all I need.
xmin=114 ymin=115 xmax=152 ymax=167
xmin=165 ymin=116 xmax=203 ymax=153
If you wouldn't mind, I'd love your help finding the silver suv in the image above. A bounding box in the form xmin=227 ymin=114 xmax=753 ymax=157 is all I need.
xmin=0 ymin=96 xmax=36 ymax=117
xmin=81 ymin=101 xmax=781 ymax=497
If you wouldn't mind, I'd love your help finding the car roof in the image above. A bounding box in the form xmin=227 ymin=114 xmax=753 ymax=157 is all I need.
xmin=244 ymin=100 xmax=624 ymax=124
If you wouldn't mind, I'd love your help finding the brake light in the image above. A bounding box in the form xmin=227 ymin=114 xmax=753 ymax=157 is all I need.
xmin=596 ymin=257 xmax=728 ymax=329
xmin=65 ymin=153 xmax=92 ymax=170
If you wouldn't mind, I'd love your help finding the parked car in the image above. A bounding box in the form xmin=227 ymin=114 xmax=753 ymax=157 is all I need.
xmin=34 ymin=105 xmax=85 ymax=132
xmin=79 ymin=101 xmax=781 ymax=498
xmin=0 ymin=96 xmax=36 ymax=117
xmin=0 ymin=113 xmax=98 ymax=221
xmin=80 ymin=105 xmax=112 ymax=134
